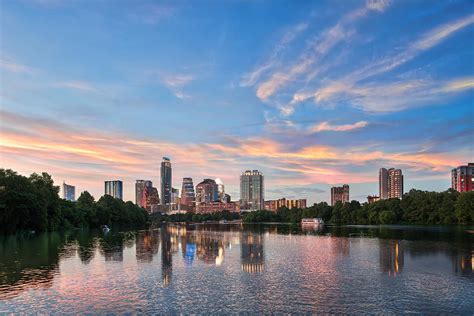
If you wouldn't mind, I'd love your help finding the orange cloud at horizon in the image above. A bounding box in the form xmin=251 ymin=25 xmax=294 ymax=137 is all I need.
xmin=0 ymin=111 xmax=467 ymax=202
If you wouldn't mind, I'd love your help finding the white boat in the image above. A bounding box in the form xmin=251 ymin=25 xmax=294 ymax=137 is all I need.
xmin=301 ymin=218 xmax=325 ymax=225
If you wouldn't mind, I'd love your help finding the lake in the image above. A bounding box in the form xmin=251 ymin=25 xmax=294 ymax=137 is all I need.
xmin=0 ymin=224 xmax=473 ymax=314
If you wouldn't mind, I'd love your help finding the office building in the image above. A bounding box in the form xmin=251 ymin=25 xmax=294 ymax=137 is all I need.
xmin=196 ymin=179 xmax=219 ymax=203
xmin=367 ymin=195 xmax=380 ymax=204
xmin=215 ymin=178 xmax=225 ymax=202
xmin=331 ymin=184 xmax=349 ymax=206
xmin=62 ymin=181 xmax=75 ymax=201
xmin=240 ymin=170 xmax=264 ymax=210
xmin=451 ymin=163 xmax=474 ymax=192
xmin=161 ymin=157 xmax=172 ymax=205
xmin=105 ymin=180 xmax=123 ymax=200
xmin=195 ymin=201 xmax=240 ymax=214
xmin=379 ymin=168 xmax=404 ymax=199
xmin=146 ymin=186 xmax=160 ymax=213
xmin=181 ymin=177 xmax=196 ymax=206
xmin=136 ymin=180 xmax=153 ymax=208
xmin=264 ymin=198 xmax=307 ymax=212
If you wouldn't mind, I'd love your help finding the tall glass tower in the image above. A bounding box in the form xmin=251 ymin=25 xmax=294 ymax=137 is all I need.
xmin=105 ymin=180 xmax=123 ymax=200
xmin=181 ymin=177 xmax=195 ymax=206
xmin=161 ymin=157 xmax=172 ymax=205
xmin=240 ymin=170 xmax=264 ymax=210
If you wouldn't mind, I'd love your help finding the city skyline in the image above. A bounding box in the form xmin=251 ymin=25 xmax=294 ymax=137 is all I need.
xmin=1 ymin=0 xmax=473 ymax=204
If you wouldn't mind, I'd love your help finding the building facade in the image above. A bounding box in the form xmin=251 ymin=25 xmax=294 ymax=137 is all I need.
xmin=195 ymin=201 xmax=240 ymax=214
xmin=181 ymin=177 xmax=196 ymax=206
xmin=62 ymin=181 xmax=75 ymax=201
xmin=105 ymin=180 xmax=123 ymax=200
xmin=451 ymin=163 xmax=474 ymax=192
xmin=367 ymin=195 xmax=380 ymax=204
xmin=240 ymin=170 xmax=264 ymax=210
xmin=195 ymin=179 xmax=219 ymax=203
xmin=135 ymin=180 xmax=153 ymax=208
xmin=146 ymin=186 xmax=160 ymax=213
xmin=215 ymin=178 xmax=225 ymax=202
xmin=331 ymin=185 xmax=349 ymax=206
xmin=161 ymin=157 xmax=172 ymax=205
xmin=379 ymin=168 xmax=404 ymax=199
xmin=264 ymin=198 xmax=307 ymax=212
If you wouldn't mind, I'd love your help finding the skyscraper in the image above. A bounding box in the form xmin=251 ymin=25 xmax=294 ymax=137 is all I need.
xmin=379 ymin=168 xmax=404 ymax=199
xmin=215 ymin=178 xmax=225 ymax=202
xmin=105 ymin=180 xmax=123 ymax=200
xmin=331 ymin=185 xmax=349 ymax=206
xmin=195 ymin=179 xmax=219 ymax=203
xmin=136 ymin=180 xmax=153 ymax=208
xmin=161 ymin=157 xmax=172 ymax=205
xmin=62 ymin=181 xmax=75 ymax=201
xmin=379 ymin=168 xmax=389 ymax=200
xmin=451 ymin=163 xmax=474 ymax=192
xmin=240 ymin=170 xmax=264 ymax=210
xmin=181 ymin=177 xmax=196 ymax=206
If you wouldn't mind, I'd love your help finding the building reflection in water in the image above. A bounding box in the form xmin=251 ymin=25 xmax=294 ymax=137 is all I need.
xmin=331 ymin=237 xmax=350 ymax=257
xmin=161 ymin=226 xmax=173 ymax=287
xmin=136 ymin=230 xmax=160 ymax=263
xmin=99 ymin=234 xmax=124 ymax=262
xmin=452 ymin=252 xmax=473 ymax=276
xmin=241 ymin=233 xmax=264 ymax=273
xmin=379 ymin=240 xmax=404 ymax=277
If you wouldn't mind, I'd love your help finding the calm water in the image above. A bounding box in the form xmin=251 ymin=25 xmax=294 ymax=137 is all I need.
xmin=1 ymin=224 xmax=473 ymax=314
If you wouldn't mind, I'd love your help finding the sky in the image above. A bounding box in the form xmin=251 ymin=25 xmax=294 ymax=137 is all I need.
xmin=0 ymin=0 xmax=473 ymax=204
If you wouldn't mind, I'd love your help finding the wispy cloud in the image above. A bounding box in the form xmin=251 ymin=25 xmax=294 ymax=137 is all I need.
xmin=2 ymin=111 xmax=466 ymax=201
xmin=310 ymin=121 xmax=368 ymax=133
xmin=161 ymin=73 xmax=194 ymax=100
xmin=245 ymin=0 xmax=391 ymax=104
xmin=53 ymin=80 xmax=100 ymax=93
xmin=0 ymin=58 xmax=35 ymax=74
xmin=285 ymin=13 xmax=474 ymax=114
xmin=240 ymin=22 xmax=309 ymax=87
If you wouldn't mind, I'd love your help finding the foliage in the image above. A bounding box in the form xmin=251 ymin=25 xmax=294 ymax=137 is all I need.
xmin=0 ymin=169 xmax=149 ymax=234
xmin=242 ymin=189 xmax=473 ymax=225
xmin=151 ymin=210 xmax=240 ymax=223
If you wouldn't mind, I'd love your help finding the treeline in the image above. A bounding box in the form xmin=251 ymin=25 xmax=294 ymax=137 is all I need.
xmin=151 ymin=210 xmax=240 ymax=223
xmin=0 ymin=169 xmax=149 ymax=234
xmin=243 ymin=189 xmax=474 ymax=225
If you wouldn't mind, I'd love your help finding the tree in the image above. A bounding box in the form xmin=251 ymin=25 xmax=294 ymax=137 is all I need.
xmin=455 ymin=192 xmax=474 ymax=224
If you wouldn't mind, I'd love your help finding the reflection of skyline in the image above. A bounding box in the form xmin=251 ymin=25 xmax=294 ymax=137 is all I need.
xmin=379 ymin=240 xmax=404 ymax=277
xmin=136 ymin=230 xmax=160 ymax=263
xmin=1 ymin=225 xmax=473 ymax=302
xmin=161 ymin=227 xmax=173 ymax=287
xmin=452 ymin=252 xmax=473 ymax=276
xmin=241 ymin=233 xmax=264 ymax=273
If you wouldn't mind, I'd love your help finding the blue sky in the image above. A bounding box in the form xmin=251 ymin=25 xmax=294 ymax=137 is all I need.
xmin=0 ymin=0 xmax=473 ymax=203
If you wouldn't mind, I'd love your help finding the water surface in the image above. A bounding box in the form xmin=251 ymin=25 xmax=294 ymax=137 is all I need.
xmin=1 ymin=224 xmax=473 ymax=313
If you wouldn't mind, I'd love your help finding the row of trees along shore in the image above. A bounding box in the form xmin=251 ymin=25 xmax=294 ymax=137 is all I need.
xmin=243 ymin=189 xmax=473 ymax=225
xmin=1 ymin=168 xmax=473 ymax=234
xmin=0 ymin=169 xmax=149 ymax=234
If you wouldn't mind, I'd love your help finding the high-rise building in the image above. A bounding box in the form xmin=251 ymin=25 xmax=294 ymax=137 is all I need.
xmin=215 ymin=178 xmax=225 ymax=202
xmin=240 ymin=170 xmax=264 ymax=210
xmin=181 ymin=177 xmax=196 ymax=206
xmin=62 ymin=181 xmax=75 ymax=201
xmin=379 ymin=168 xmax=404 ymax=199
xmin=379 ymin=168 xmax=389 ymax=199
xmin=105 ymin=180 xmax=123 ymax=200
xmin=136 ymin=180 xmax=153 ymax=208
xmin=451 ymin=163 xmax=474 ymax=192
xmin=161 ymin=157 xmax=172 ymax=205
xmin=264 ymin=198 xmax=307 ymax=212
xmin=146 ymin=186 xmax=160 ymax=213
xmin=195 ymin=179 xmax=219 ymax=203
xmin=331 ymin=185 xmax=349 ymax=206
